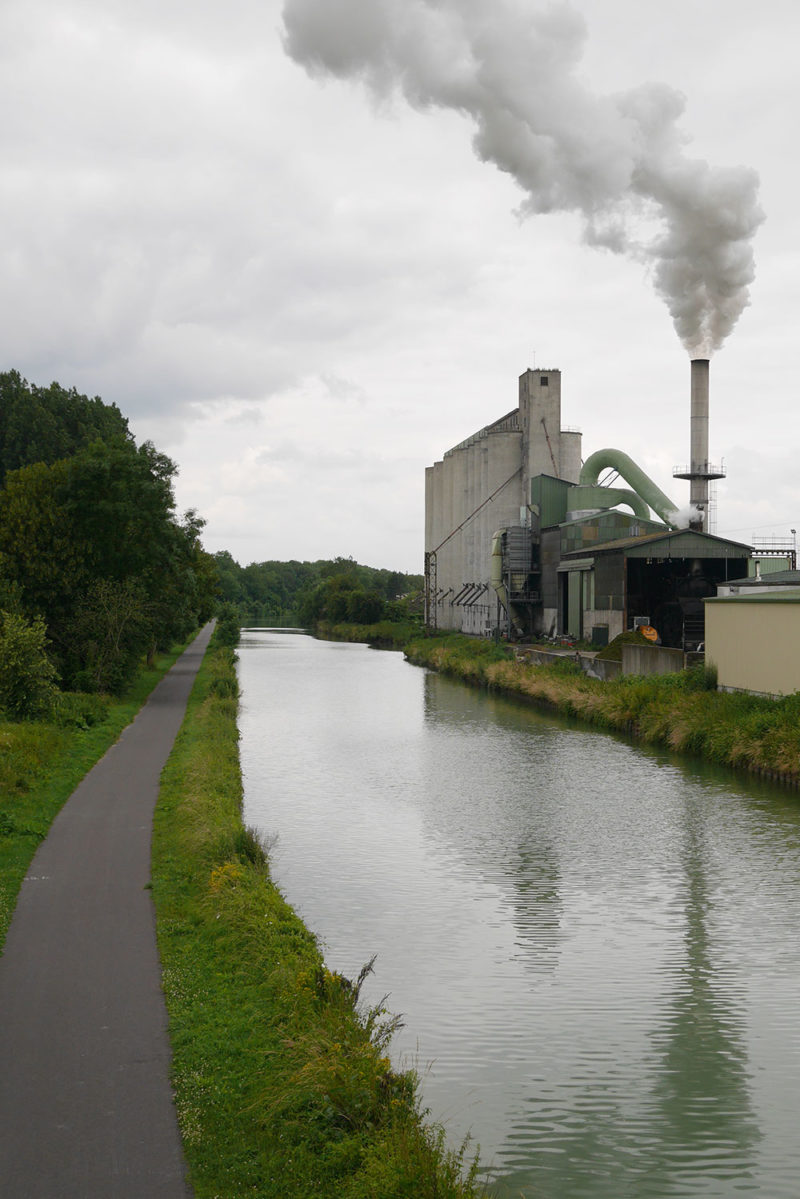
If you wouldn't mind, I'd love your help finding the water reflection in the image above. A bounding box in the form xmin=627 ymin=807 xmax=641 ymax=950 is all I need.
xmin=647 ymin=802 xmax=758 ymax=1189
xmin=490 ymin=799 xmax=761 ymax=1199
xmin=237 ymin=633 xmax=800 ymax=1198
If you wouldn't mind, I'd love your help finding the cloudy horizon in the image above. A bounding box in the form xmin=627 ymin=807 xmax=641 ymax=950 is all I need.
xmin=3 ymin=0 xmax=798 ymax=573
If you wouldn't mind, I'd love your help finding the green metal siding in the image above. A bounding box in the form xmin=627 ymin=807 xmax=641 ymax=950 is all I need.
xmin=540 ymin=528 xmax=561 ymax=608
xmin=705 ymin=589 xmax=800 ymax=605
xmin=594 ymin=552 xmax=626 ymax=611
xmin=560 ymin=511 xmax=663 ymax=557
xmin=530 ymin=474 xmax=572 ymax=528
xmin=567 ymin=572 xmax=582 ymax=638
xmin=623 ymin=532 xmax=749 ymax=559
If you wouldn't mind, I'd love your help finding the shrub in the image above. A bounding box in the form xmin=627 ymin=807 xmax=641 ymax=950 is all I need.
xmin=214 ymin=603 xmax=241 ymax=648
xmin=542 ymin=655 xmax=583 ymax=677
xmin=0 ymin=611 xmax=59 ymax=719
xmin=60 ymin=578 xmax=152 ymax=695
xmin=53 ymin=692 xmax=110 ymax=728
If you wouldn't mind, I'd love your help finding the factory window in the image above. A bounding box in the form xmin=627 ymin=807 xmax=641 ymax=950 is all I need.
xmin=540 ymin=376 xmax=549 ymax=386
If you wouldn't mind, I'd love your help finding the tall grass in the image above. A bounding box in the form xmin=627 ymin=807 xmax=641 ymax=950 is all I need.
xmin=152 ymin=637 xmax=484 ymax=1199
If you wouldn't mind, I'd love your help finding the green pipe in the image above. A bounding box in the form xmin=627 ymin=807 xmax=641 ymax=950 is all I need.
xmin=579 ymin=448 xmax=679 ymax=528
xmin=567 ymin=483 xmax=650 ymax=520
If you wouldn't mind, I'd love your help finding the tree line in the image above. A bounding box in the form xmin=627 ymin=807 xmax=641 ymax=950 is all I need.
xmin=214 ymin=552 xmax=423 ymax=628
xmin=0 ymin=371 xmax=217 ymax=711
xmin=0 ymin=368 xmax=422 ymax=716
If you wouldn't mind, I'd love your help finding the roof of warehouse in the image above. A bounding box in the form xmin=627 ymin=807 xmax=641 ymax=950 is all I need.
xmin=725 ymin=569 xmax=800 ymax=587
xmin=705 ymin=588 xmax=800 ymax=604
xmin=562 ymin=527 xmax=753 ymax=558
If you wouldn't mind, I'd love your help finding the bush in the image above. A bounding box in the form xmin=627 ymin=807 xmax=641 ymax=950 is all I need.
xmin=53 ymin=691 xmax=110 ymax=729
xmin=542 ymin=655 xmax=583 ymax=677
xmin=60 ymin=578 xmax=151 ymax=694
xmin=214 ymin=603 xmax=241 ymax=648
xmin=0 ymin=611 xmax=59 ymax=719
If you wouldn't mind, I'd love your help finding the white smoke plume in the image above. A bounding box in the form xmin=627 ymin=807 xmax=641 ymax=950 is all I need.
xmin=672 ymin=504 xmax=705 ymax=529
xmin=282 ymin=0 xmax=764 ymax=357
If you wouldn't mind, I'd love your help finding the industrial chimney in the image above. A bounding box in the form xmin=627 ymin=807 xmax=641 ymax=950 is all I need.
xmin=690 ymin=358 xmax=709 ymax=527
xmin=673 ymin=358 xmax=725 ymax=532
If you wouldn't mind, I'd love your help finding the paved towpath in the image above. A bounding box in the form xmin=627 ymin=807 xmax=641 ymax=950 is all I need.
xmin=0 ymin=624 xmax=214 ymax=1198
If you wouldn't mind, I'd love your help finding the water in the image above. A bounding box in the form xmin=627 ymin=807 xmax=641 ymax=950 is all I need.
xmin=238 ymin=630 xmax=800 ymax=1198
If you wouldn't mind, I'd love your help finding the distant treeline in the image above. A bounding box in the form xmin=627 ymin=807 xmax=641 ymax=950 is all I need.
xmin=214 ymin=552 xmax=424 ymax=628
xmin=0 ymin=367 xmax=423 ymax=712
xmin=0 ymin=370 xmax=217 ymax=709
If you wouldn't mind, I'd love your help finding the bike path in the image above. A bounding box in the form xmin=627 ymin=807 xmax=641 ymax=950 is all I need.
xmin=0 ymin=624 xmax=214 ymax=1198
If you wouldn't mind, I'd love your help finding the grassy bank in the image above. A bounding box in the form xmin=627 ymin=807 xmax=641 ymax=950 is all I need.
xmin=316 ymin=617 xmax=424 ymax=649
xmin=0 ymin=640 xmax=190 ymax=950
xmin=152 ymin=636 xmax=482 ymax=1199
xmin=405 ymin=634 xmax=800 ymax=786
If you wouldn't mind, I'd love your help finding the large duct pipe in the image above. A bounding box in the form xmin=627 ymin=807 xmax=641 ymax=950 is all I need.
xmin=579 ymin=448 xmax=680 ymax=528
xmin=690 ymin=358 xmax=710 ymax=527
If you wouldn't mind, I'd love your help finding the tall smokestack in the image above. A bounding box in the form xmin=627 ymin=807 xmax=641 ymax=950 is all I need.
xmin=671 ymin=354 xmax=729 ymax=534
xmin=674 ymin=357 xmax=725 ymax=531
xmin=690 ymin=358 xmax=710 ymax=529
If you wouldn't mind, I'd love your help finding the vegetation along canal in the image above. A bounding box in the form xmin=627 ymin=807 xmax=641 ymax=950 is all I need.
xmin=237 ymin=630 xmax=800 ymax=1199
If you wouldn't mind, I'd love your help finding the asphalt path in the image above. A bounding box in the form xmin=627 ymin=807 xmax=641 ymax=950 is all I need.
xmin=0 ymin=624 xmax=214 ymax=1198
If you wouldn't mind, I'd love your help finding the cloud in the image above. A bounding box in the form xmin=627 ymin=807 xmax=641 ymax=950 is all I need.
xmin=0 ymin=0 xmax=798 ymax=571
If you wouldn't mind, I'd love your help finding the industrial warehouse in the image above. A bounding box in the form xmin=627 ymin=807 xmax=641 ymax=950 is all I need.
xmin=424 ymin=361 xmax=774 ymax=652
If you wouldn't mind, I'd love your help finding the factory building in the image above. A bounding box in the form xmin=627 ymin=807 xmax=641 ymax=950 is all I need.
xmin=424 ymin=368 xmax=581 ymax=636
xmin=425 ymin=364 xmax=753 ymax=649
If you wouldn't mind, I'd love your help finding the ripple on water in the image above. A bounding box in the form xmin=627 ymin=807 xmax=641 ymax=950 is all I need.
xmin=238 ymin=633 xmax=800 ymax=1199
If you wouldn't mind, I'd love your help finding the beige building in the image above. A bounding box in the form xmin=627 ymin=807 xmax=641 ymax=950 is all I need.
xmin=704 ymin=590 xmax=800 ymax=697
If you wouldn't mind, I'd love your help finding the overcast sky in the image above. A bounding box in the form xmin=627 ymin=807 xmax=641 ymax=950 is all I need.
xmin=3 ymin=0 xmax=798 ymax=573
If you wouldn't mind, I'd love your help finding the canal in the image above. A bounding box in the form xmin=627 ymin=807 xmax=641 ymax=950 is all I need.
xmin=238 ymin=630 xmax=800 ymax=1198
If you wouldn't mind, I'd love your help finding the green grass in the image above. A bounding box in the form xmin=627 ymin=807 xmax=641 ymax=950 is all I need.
xmin=316 ymin=617 xmax=425 ymax=649
xmin=0 ymin=641 xmax=190 ymax=950
xmin=152 ymin=637 xmax=484 ymax=1199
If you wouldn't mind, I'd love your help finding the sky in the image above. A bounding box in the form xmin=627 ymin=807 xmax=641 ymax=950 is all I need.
xmin=2 ymin=0 xmax=799 ymax=573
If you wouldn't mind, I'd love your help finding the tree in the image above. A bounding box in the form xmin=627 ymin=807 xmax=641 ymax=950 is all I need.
xmin=0 ymin=370 xmax=131 ymax=485
xmin=346 ymin=588 xmax=385 ymax=623
xmin=296 ymin=574 xmax=387 ymax=626
xmin=0 ymin=458 xmax=86 ymax=631
xmin=0 ymin=611 xmax=59 ymax=718
xmin=214 ymin=603 xmax=241 ymax=648
xmin=62 ymin=579 xmax=151 ymax=694
xmin=0 ymin=439 xmax=217 ymax=690
xmin=215 ymin=555 xmax=423 ymax=628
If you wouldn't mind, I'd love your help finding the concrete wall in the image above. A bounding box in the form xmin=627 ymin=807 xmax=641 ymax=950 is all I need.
xmin=515 ymin=647 xmax=575 ymax=667
xmin=584 ymin=608 xmax=625 ymax=644
xmin=515 ymin=646 xmax=623 ymax=681
xmin=622 ymin=644 xmax=686 ymax=676
xmin=578 ymin=653 xmax=622 ymax=681
xmin=426 ymin=366 xmax=581 ymax=635
xmin=428 ymin=424 xmax=522 ymax=632
xmin=520 ymin=369 xmax=561 ymax=481
xmin=560 ymin=430 xmax=583 ymax=485
xmin=705 ymin=599 xmax=800 ymax=696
